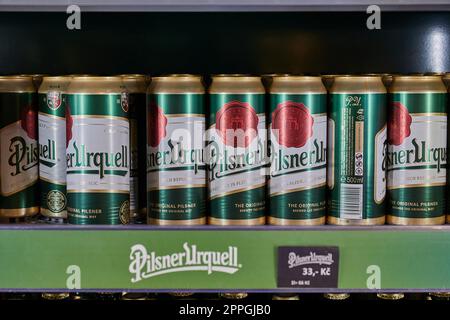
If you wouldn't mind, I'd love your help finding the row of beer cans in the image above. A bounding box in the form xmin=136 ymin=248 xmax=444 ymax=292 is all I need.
xmin=0 ymin=72 xmax=449 ymax=226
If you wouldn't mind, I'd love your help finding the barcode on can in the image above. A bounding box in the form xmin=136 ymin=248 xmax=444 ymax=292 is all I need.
xmin=340 ymin=183 xmax=363 ymax=219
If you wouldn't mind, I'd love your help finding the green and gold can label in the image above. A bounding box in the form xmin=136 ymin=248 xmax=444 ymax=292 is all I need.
xmin=207 ymin=94 xmax=266 ymax=224
xmin=146 ymin=94 xmax=206 ymax=224
xmin=387 ymin=93 xmax=447 ymax=224
xmin=66 ymin=94 xmax=130 ymax=224
xmin=39 ymin=91 xmax=67 ymax=218
xmin=269 ymin=94 xmax=327 ymax=224
xmin=328 ymin=93 xmax=387 ymax=223
xmin=0 ymin=92 xmax=39 ymax=217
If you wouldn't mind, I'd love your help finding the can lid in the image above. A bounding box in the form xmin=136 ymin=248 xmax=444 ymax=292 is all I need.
xmin=390 ymin=75 xmax=447 ymax=93
xmin=157 ymin=74 xmax=201 ymax=78
xmin=209 ymin=75 xmax=264 ymax=93
xmin=212 ymin=74 xmax=253 ymax=77
xmin=331 ymin=75 xmax=386 ymax=93
xmin=270 ymin=75 xmax=326 ymax=94
xmin=0 ymin=75 xmax=35 ymax=92
xmin=149 ymin=75 xmax=204 ymax=94
xmin=116 ymin=74 xmax=147 ymax=78
xmin=70 ymin=75 xmax=123 ymax=81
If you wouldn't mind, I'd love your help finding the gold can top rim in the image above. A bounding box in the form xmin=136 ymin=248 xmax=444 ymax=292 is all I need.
xmin=157 ymin=74 xmax=201 ymax=78
xmin=212 ymin=74 xmax=256 ymax=78
xmin=42 ymin=76 xmax=74 ymax=80
xmin=272 ymin=75 xmax=323 ymax=80
xmin=261 ymin=73 xmax=292 ymax=77
xmin=70 ymin=76 xmax=123 ymax=81
xmin=392 ymin=75 xmax=445 ymax=80
xmin=334 ymin=75 xmax=383 ymax=79
xmin=0 ymin=75 xmax=33 ymax=80
xmin=116 ymin=74 xmax=147 ymax=78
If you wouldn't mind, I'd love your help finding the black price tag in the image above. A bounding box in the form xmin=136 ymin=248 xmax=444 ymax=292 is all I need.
xmin=277 ymin=246 xmax=339 ymax=288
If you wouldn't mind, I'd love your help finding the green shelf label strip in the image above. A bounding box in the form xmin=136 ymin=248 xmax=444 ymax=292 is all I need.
xmin=0 ymin=226 xmax=449 ymax=291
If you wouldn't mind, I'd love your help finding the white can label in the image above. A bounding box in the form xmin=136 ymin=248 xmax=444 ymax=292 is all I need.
xmin=66 ymin=117 xmax=130 ymax=192
xmin=0 ymin=121 xmax=38 ymax=196
xmin=39 ymin=113 xmax=66 ymax=184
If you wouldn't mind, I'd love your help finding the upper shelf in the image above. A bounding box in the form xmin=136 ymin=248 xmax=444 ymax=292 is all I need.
xmin=1 ymin=0 xmax=450 ymax=12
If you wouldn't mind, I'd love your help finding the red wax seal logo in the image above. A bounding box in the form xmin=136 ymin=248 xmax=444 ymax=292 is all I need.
xmin=20 ymin=103 xmax=37 ymax=140
xmin=215 ymin=101 xmax=259 ymax=148
xmin=66 ymin=104 xmax=73 ymax=148
xmin=271 ymin=101 xmax=314 ymax=148
xmin=388 ymin=101 xmax=412 ymax=146
xmin=148 ymin=102 xmax=168 ymax=147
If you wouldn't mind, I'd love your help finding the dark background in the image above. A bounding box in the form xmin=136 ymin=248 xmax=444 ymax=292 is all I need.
xmin=0 ymin=11 xmax=449 ymax=75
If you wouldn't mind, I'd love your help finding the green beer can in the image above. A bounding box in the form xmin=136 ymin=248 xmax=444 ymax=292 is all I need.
xmin=328 ymin=75 xmax=387 ymax=225
xmin=120 ymin=74 xmax=148 ymax=224
xmin=387 ymin=75 xmax=447 ymax=225
xmin=65 ymin=76 xmax=130 ymax=224
xmin=207 ymin=75 xmax=266 ymax=225
xmin=147 ymin=75 xmax=206 ymax=225
xmin=268 ymin=75 xmax=327 ymax=225
xmin=0 ymin=76 xmax=39 ymax=218
xmin=38 ymin=76 xmax=71 ymax=220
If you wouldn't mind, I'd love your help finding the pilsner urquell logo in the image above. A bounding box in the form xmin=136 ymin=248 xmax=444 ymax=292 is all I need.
xmin=288 ymin=252 xmax=334 ymax=268
xmin=66 ymin=104 xmax=128 ymax=179
xmin=270 ymin=102 xmax=326 ymax=175
xmin=47 ymin=91 xmax=62 ymax=110
xmin=272 ymin=101 xmax=313 ymax=148
xmin=147 ymin=102 xmax=203 ymax=174
xmin=8 ymin=104 xmax=39 ymax=176
xmin=216 ymin=101 xmax=258 ymax=148
xmin=129 ymin=243 xmax=241 ymax=283
xmin=387 ymin=101 xmax=447 ymax=173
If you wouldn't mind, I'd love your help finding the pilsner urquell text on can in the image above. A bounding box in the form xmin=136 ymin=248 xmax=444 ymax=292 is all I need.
xmin=120 ymin=74 xmax=148 ymax=223
xmin=268 ymin=76 xmax=327 ymax=225
xmin=147 ymin=75 xmax=206 ymax=225
xmin=387 ymin=75 xmax=447 ymax=225
xmin=0 ymin=76 xmax=39 ymax=218
xmin=328 ymin=76 xmax=387 ymax=225
xmin=38 ymin=76 xmax=71 ymax=220
xmin=207 ymin=75 xmax=266 ymax=225
xmin=65 ymin=76 xmax=130 ymax=224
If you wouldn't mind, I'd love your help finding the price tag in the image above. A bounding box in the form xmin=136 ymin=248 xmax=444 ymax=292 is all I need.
xmin=277 ymin=246 xmax=339 ymax=288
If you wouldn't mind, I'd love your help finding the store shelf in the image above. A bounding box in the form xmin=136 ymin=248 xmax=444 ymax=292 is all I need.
xmin=1 ymin=224 xmax=450 ymax=292
xmin=1 ymin=0 xmax=450 ymax=12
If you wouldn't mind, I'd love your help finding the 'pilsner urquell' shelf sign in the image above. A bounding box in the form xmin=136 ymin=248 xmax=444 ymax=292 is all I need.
xmin=0 ymin=225 xmax=449 ymax=292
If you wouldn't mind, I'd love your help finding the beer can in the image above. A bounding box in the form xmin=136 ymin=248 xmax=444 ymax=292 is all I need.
xmin=207 ymin=75 xmax=266 ymax=225
xmin=0 ymin=76 xmax=39 ymax=218
xmin=147 ymin=75 xmax=206 ymax=225
xmin=387 ymin=75 xmax=447 ymax=225
xmin=328 ymin=76 xmax=387 ymax=225
xmin=38 ymin=76 xmax=71 ymax=220
xmin=120 ymin=74 xmax=148 ymax=224
xmin=65 ymin=76 xmax=130 ymax=224
xmin=268 ymin=76 xmax=327 ymax=225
